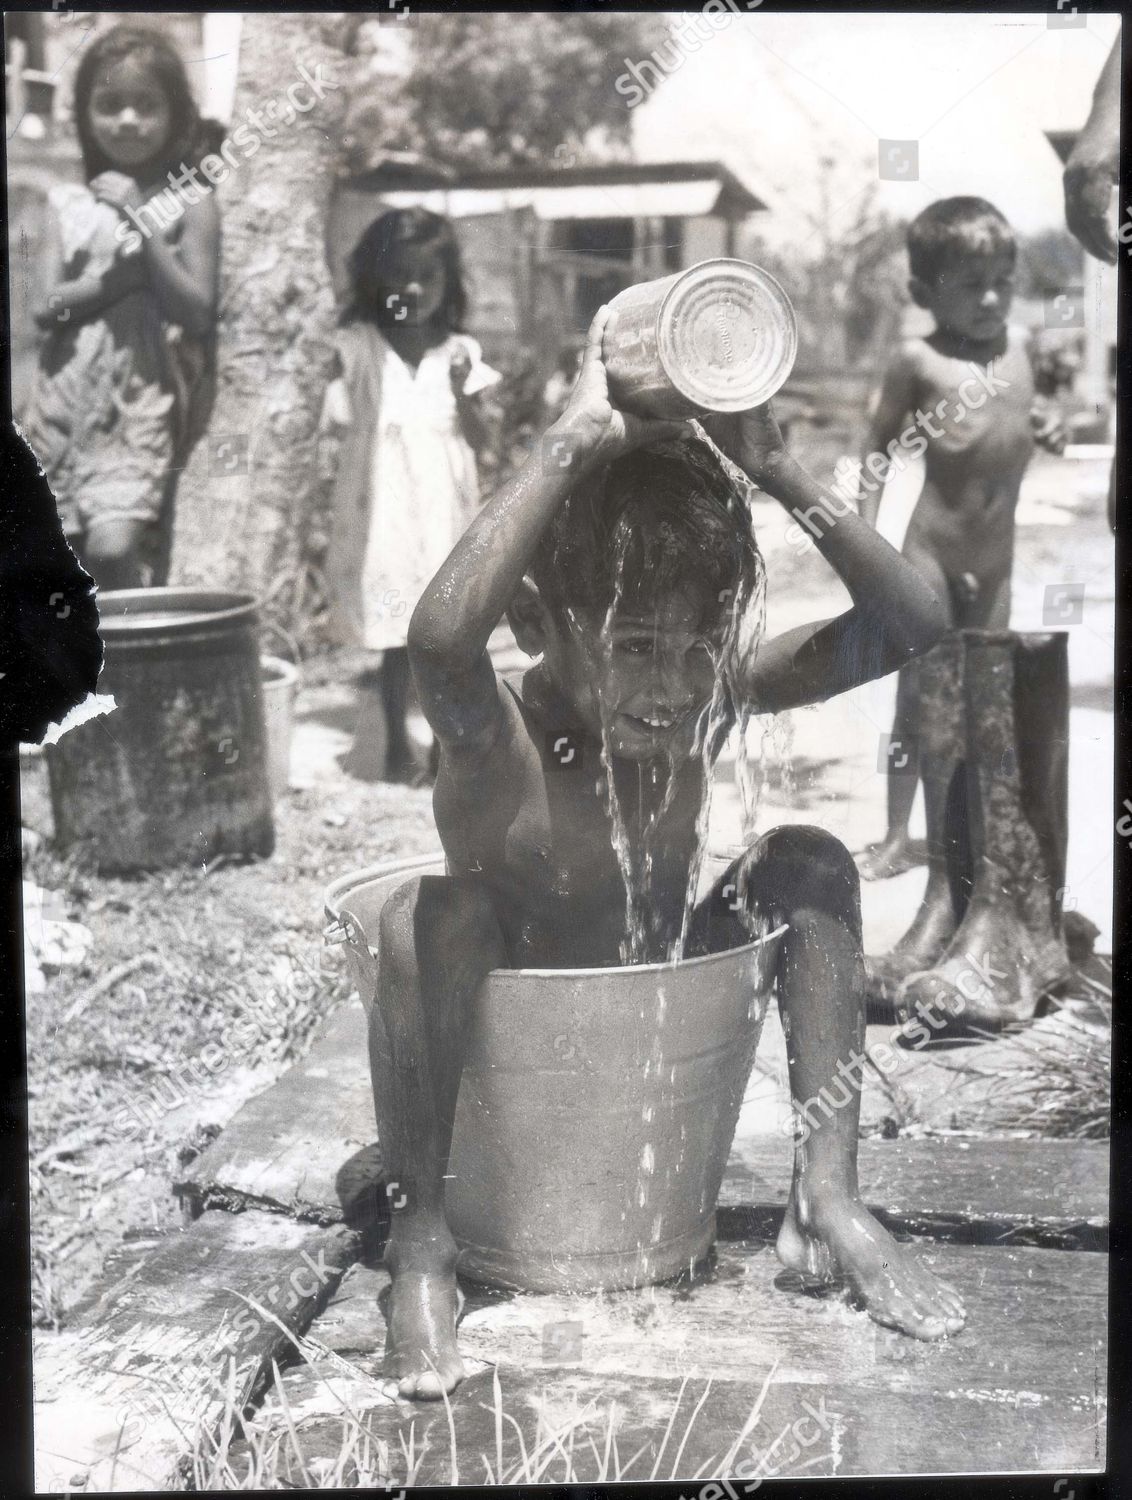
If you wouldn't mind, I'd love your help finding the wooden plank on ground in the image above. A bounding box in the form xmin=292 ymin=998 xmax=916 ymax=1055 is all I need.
xmin=178 ymin=999 xmax=1109 ymax=1246
xmin=249 ymin=1373 xmax=1102 ymax=1483
xmin=244 ymin=1243 xmax=1106 ymax=1481
xmin=721 ymin=1131 xmax=1109 ymax=1250
xmin=241 ymin=1233 xmax=1108 ymax=1480
xmin=175 ymin=1000 xmax=382 ymax=1228
xmin=34 ymin=1209 xmax=360 ymax=1493
xmin=284 ymin=1240 xmax=1106 ymax=1403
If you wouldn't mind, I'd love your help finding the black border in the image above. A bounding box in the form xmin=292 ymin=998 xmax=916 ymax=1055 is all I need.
xmin=0 ymin=4 xmax=1126 ymax=1496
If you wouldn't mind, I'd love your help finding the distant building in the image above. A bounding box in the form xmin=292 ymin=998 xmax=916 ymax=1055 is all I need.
xmin=327 ymin=158 xmax=768 ymax=369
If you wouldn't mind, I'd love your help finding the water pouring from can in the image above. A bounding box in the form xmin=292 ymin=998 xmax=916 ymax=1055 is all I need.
xmin=602 ymin=258 xmax=798 ymax=420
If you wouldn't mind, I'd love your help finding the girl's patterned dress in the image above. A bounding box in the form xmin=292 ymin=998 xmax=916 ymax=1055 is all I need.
xmin=22 ymin=182 xmax=212 ymax=583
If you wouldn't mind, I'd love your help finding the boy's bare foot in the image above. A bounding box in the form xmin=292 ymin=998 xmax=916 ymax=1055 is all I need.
xmin=855 ymin=835 xmax=927 ymax=881
xmin=776 ymin=1193 xmax=965 ymax=1341
xmin=383 ymin=1243 xmax=466 ymax=1400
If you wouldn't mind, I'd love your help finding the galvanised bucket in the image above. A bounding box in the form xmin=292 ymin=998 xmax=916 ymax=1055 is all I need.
xmin=326 ymin=855 xmax=785 ymax=1294
xmin=260 ymin=655 xmax=300 ymax=801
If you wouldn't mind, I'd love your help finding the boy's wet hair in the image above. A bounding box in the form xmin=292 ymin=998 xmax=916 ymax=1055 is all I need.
xmin=344 ymin=207 xmax=467 ymax=332
xmin=907 ymin=197 xmax=1016 ymax=284
xmin=530 ymin=435 xmax=761 ymax=627
xmin=73 ymin=23 xmax=212 ymax=183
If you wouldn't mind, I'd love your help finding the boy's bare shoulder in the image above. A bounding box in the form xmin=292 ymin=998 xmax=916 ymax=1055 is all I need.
xmin=881 ymin=336 xmax=929 ymax=385
xmin=896 ymin=334 xmax=933 ymax=370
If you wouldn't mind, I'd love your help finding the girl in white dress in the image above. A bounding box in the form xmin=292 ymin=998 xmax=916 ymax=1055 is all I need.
xmin=323 ymin=208 xmax=498 ymax=782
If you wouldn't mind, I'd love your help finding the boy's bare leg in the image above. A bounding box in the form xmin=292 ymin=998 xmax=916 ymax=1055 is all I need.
xmin=344 ymin=650 xmax=422 ymax=783
xmin=858 ymin=543 xmax=953 ymax=880
xmin=856 ymin=662 xmax=923 ymax=879
xmin=370 ymin=874 xmax=507 ymax=1397
xmin=693 ymin=826 xmax=965 ymax=1339
xmin=381 ymin=647 xmax=420 ymax=783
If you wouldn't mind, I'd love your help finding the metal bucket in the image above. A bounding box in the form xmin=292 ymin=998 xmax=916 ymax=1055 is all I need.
xmin=260 ymin=655 xmax=300 ymax=800
xmin=603 ymin=258 xmax=798 ymax=419
xmin=46 ymin=589 xmax=274 ymax=873
xmin=326 ymin=855 xmax=785 ymax=1294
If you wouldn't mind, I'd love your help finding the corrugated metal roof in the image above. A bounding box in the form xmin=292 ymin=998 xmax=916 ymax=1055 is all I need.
xmin=379 ymin=178 xmax=726 ymax=221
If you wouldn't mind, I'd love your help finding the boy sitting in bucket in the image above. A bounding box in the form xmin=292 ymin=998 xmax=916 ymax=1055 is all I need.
xmin=369 ymin=307 xmax=963 ymax=1400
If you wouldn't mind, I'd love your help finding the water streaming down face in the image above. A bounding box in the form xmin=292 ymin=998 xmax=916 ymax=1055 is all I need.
xmin=578 ymin=496 xmax=770 ymax=967
xmin=678 ymin=552 xmax=770 ymax=961
xmin=547 ymin=442 xmax=776 ymax=1280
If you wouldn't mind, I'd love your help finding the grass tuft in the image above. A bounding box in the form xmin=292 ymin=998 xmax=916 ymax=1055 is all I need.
xmin=182 ymin=1334 xmax=799 ymax=1489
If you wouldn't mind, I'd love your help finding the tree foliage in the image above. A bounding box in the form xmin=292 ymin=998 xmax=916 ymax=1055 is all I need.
xmin=744 ymin=155 xmax=910 ymax=371
xmin=346 ymin=13 xmax=669 ymax=172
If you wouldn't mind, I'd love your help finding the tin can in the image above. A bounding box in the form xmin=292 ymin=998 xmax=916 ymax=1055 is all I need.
xmin=603 ymin=258 xmax=798 ymax=419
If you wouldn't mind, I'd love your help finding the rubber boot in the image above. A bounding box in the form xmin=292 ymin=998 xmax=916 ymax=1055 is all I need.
xmin=867 ymin=635 xmax=972 ymax=1014
xmin=899 ymin=630 xmax=1071 ymax=1035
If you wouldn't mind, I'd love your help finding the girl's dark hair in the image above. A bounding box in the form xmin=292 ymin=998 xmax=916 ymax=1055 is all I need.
xmin=529 ymin=435 xmax=761 ymax=627
xmin=73 ymin=22 xmax=213 ymax=183
xmin=906 ymin=196 xmax=1016 ymax=284
xmin=343 ymin=207 xmax=467 ymax=333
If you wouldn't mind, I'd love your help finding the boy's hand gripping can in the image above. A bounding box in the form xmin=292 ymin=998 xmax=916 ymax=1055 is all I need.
xmin=602 ymin=258 xmax=798 ymax=419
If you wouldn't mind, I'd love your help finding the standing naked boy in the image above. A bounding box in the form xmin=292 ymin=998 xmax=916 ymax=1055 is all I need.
xmin=855 ymin=197 xmax=1064 ymax=880
xmin=368 ymin=307 xmax=963 ymax=1401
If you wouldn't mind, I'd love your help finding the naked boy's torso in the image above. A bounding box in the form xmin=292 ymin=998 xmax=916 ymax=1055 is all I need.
xmin=433 ymin=674 xmax=707 ymax=968
xmin=903 ymin=326 xmax=1036 ymax=580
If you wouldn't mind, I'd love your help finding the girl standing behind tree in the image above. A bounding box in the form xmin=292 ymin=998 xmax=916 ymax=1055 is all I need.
xmin=23 ymin=23 xmax=220 ymax=590
xmin=322 ymin=207 xmax=499 ymax=783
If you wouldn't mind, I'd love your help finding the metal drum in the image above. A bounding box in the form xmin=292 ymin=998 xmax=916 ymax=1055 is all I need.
xmin=603 ymin=258 xmax=798 ymax=419
xmin=326 ymin=856 xmax=784 ymax=1294
xmin=46 ymin=589 xmax=274 ymax=873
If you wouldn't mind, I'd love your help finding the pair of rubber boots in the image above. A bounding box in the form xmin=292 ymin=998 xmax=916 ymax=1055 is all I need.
xmin=868 ymin=630 xmax=1071 ymax=1035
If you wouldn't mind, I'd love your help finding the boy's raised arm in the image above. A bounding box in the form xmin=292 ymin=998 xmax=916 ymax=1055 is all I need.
xmin=1063 ymin=33 xmax=1120 ymax=265
xmin=855 ymin=347 xmax=917 ymax=527
xmin=701 ymin=406 xmax=947 ymax=715
xmin=409 ymin=308 xmax=685 ymax=757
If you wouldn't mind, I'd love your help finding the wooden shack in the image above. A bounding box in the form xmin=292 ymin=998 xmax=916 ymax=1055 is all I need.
xmin=326 ymin=158 xmax=768 ymax=375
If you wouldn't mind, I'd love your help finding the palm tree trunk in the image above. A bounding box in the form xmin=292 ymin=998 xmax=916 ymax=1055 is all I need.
xmin=171 ymin=13 xmax=347 ymax=630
